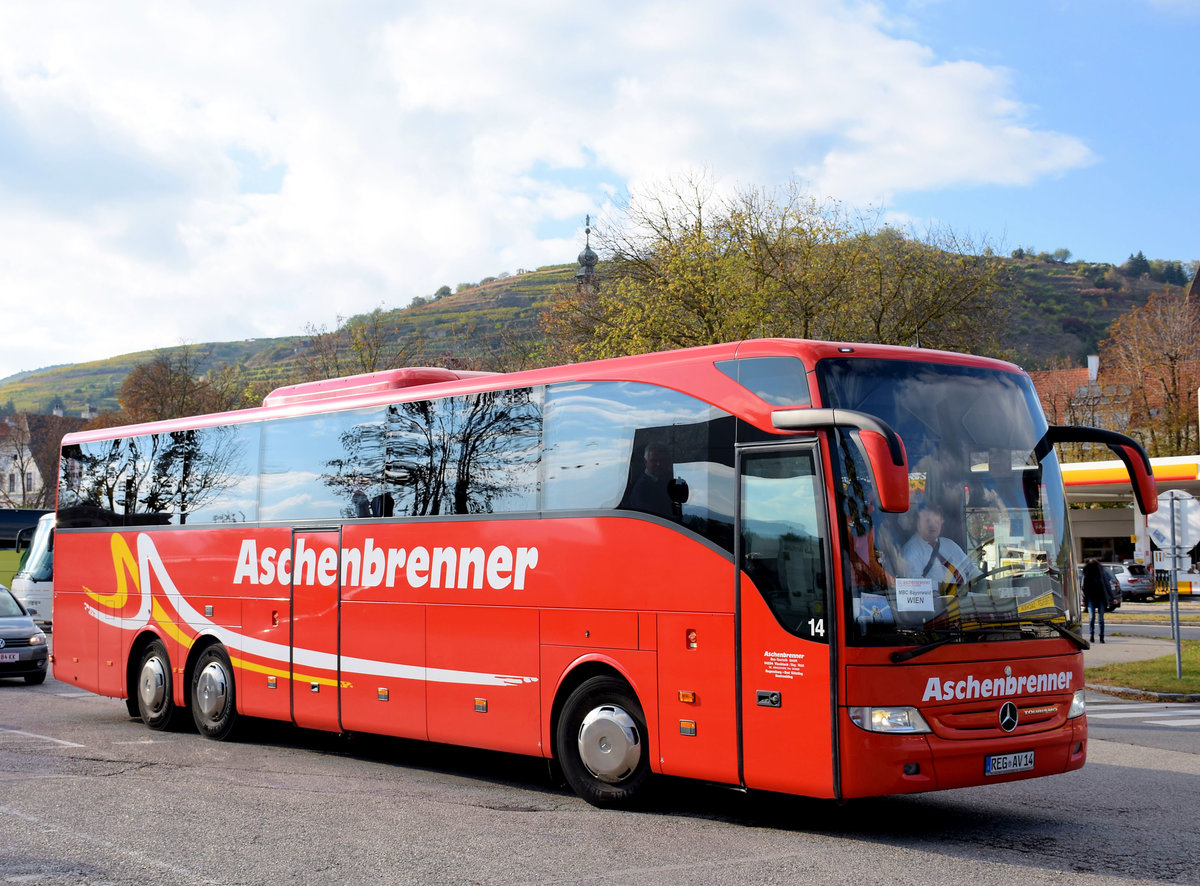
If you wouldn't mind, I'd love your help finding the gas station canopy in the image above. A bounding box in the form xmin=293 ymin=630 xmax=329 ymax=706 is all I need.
xmin=1061 ymin=455 xmax=1200 ymax=507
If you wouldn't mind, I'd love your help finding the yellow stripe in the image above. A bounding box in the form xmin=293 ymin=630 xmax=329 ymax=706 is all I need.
xmin=151 ymin=599 xmax=194 ymax=649
xmin=230 ymin=657 xmax=351 ymax=689
xmin=85 ymin=535 xmax=139 ymax=608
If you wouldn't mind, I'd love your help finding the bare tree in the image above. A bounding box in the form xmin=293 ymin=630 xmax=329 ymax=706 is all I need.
xmin=299 ymin=306 xmax=421 ymax=381
xmin=0 ymin=415 xmax=45 ymax=507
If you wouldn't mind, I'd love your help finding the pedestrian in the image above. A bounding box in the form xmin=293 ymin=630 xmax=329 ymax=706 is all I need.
xmin=1081 ymin=558 xmax=1108 ymax=643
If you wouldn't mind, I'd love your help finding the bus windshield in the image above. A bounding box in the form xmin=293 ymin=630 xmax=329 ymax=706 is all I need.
xmin=15 ymin=515 xmax=53 ymax=583
xmin=818 ymin=357 xmax=1077 ymax=647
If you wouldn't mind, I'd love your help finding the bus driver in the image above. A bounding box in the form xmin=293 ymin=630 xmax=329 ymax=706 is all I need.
xmin=900 ymin=498 xmax=979 ymax=587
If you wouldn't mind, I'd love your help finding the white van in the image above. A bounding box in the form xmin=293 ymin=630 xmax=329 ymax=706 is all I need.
xmin=11 ymin=512 xmax=53 ymax=628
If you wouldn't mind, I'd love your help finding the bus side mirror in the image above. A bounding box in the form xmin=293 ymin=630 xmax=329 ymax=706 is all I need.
xmin=857 ymin=430 xmax=909 ymax=514
xmin=771 ymin=408 xmax=910 ymax=514
xmin=1039 ymin=426 xmax=1157 ymax=514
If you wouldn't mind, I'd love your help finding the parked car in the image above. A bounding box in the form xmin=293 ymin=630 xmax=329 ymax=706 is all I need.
xmin=0 ymin=584 xmax=48 ymax=684
xmin=1104 ymin=561 xmax=1155 ymax=602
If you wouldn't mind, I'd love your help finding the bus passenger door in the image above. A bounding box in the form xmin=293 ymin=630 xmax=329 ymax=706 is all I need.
xmin=290 ymin=530 xmax=342 ymax=732
xmin=737 ymin=446 xmax=837 ymax=798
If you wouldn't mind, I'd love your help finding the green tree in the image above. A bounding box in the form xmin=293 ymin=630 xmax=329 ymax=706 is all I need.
xmin=544 ymin=175 xmax=1007 ymax=360
xmin=1123 ymin=251 xmax=1151 ymax=277
xmin=1161 ymin=261 xmax=1188 ymax=286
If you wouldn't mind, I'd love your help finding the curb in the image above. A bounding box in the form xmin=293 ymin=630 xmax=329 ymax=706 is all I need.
xmin=1085 ymin=682 xmax=1200 ymax=703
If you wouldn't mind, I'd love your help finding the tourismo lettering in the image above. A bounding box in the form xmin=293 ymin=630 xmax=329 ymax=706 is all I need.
xmin=232 ymin=538 xmax=539 ymax=591
xmin=921 ymin=670 xmax=1074 ymax=702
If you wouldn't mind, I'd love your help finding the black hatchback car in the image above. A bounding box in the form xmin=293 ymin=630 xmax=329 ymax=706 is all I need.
xmin=0 ymin=584 xmax=48 ymax=684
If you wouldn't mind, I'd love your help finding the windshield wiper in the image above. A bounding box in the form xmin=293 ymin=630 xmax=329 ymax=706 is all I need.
xmin=1024 ymin=618 xmax=1089 ymax=650
xmin=890 ymin=632 xmax=965 ymax=663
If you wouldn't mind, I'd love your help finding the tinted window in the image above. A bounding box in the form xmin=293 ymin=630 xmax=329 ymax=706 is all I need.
xmin=59 ymin=424 xmax=260 ymax=527
xmin=261 ymin=388 xmax=542 ymax=522
xmin=543 ymin=381 xmax=735 ymax=550
xmin=262 ymin=407 xmax=389 ymax=521
xmin=59 ymin=439 xmax=126 ymax=527
xmin=379 ymin=388 xmax=541 ymax=516
xmin=716 ymin=357 xmax=811 ymax=406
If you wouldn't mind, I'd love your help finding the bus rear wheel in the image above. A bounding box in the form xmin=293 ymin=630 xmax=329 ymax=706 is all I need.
xmin=556 ymin=676 xmax=650 ymax=807
xmin=136 ymin=639 xmax=178 ymax=730
xmin=190 ymin=645 xmax=239 ymax=740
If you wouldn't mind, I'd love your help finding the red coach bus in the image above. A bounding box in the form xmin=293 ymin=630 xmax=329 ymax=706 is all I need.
xmin=52 ymin=339 xmax=1155 ymax=806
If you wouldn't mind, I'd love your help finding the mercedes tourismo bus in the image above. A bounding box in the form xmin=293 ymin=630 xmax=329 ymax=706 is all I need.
xmin=51 ymin=339 xmax=1156 ymax=806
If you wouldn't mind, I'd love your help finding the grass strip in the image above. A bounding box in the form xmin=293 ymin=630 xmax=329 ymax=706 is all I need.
xmin=1085 ymin=640 xmax=1200 ymax=696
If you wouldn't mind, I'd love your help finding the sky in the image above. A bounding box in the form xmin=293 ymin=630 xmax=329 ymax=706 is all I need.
xmin=1 ymin=0 xmax=1197 ymax=382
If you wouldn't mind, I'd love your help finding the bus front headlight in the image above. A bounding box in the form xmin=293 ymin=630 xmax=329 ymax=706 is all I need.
xmin=1068 ymin=690 xmax=1086 ymax=719
xmin=848 ymin=706 xmax=932 ymax=734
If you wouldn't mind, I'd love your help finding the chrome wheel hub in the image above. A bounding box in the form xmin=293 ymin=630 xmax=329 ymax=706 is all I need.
xmin=577 ymin=704 xmax=641 ymax=783
xmin=195 ymin=660 xmax=229 ymax=721
xmin=138 ymin=655 xmax=168 ymax=712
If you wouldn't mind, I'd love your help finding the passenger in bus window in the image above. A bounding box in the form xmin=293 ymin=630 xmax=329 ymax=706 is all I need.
xmin=627 ymin=441 xmax=676 ymax=519
xmin=900 ymin=498 xmax=979 ymax=586
xmin=371 ymin=493 xmax=394 ymax=517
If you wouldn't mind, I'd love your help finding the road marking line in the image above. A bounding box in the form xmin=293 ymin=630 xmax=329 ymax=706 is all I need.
xmin=1087 ymin=712 xmax=1174 ymax=719
xmin=1144 ymin=718 xmax=1200 ymax=727
xmin=0 ymin=727 xmax=84 ymax=747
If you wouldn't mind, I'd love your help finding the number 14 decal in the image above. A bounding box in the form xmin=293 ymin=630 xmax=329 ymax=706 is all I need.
xmin=808 ymin=618 xmax=825 ymax=637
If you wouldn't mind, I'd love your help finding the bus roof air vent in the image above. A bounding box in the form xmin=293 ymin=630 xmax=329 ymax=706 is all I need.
xmin=262 ymin=367 xmax=499 ymax=408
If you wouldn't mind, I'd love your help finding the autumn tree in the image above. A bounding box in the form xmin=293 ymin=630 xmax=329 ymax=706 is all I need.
xmin=1100 ymin=287 xmax=1200 ymax=457
xmin=543 ymin=175 xmax=1007 ymax=361
xmin=24 ymin=412 xmax=88 ymax=506
xmin=118 ymin=347 xmax=261 ymax=424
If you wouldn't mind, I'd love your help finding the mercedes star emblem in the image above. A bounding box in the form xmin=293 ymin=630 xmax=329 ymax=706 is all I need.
xmin=999 ymin=701 xmax=1019 ymax=733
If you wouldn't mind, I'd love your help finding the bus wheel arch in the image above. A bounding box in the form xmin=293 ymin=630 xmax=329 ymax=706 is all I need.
xmin=186 ymin=638 xmax=239 ymax=741
xmin=552 ymin=666 xmax=652 ymax=808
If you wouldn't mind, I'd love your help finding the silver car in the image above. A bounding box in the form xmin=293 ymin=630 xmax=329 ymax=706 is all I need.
xmin=1103 ymin=562 xmax=1155 ymax=602
xmin=0 ymin=585 xmax=49 ymax=685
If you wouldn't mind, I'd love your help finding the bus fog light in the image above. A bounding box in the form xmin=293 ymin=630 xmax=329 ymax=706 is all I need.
xmin=1068 ymin=690 xmax=1086 ymax=719
xmin=848 ymin=706 xmax=931 ymax=734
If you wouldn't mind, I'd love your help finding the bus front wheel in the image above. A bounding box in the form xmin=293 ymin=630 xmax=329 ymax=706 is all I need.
xmin=556 ymin=676 xmax=650 ymax=807
xmin=190 ymin=645 xmax=239 ymax=740
xmin=136 ymin=639 xmax=178 ymax=730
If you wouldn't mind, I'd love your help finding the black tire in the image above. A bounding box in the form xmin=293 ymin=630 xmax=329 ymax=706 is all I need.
xmin=555 ymin=676 xmax=650 ymax=808
xmin=190 ymin=645 xmax=239 ymax=740
xmin=135 ymin=639 xmax=179 ymax=730
xmin=24 ymin=671 xmax=46 ymax=686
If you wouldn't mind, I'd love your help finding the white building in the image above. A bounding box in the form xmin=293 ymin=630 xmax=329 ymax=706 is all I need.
xmin=0 ymin=415 xmax=47 ymax=508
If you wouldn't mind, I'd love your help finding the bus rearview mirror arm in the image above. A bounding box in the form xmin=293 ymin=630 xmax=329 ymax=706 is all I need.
xmin=771 ymin=408 xmax=910 ymax=513
xmin=1038 ymin=425 xmax=1158 ymax=515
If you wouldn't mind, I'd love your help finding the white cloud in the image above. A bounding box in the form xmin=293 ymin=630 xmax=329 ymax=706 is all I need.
xmin=0 ymin=0 xmax=1093 ymax=379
